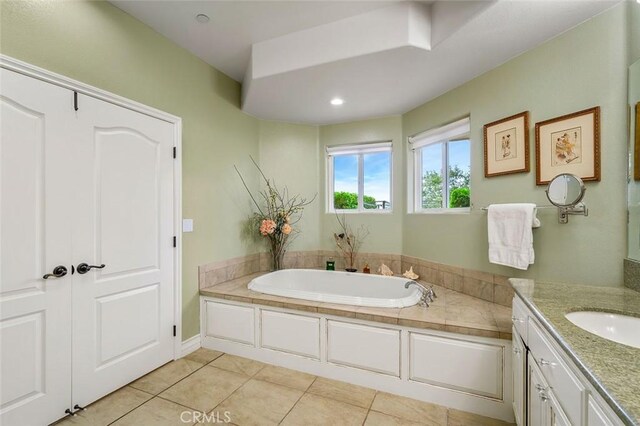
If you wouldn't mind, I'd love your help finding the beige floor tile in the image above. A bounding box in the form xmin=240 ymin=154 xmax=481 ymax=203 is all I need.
xmin=184 ymin=348 xmax=224 ymax=365
xmin=159 ymin=366 xmax=248 ymax=412
xmin=364 ymin=410 xmax=426 ymax=426
xmin=208 ymin=354 xmax=266 ymax=376
xmin=58 ymin=386 xmax=153 ymax=425
xmin=253 ymin=364 xmax=316 ymax=391
xmin=111 ymin=397 xmax=195 ymax=426
xmin=306 ymin=377 xmax=376 ymax=408
xmin=280 ymin=394 xmax=368 ymax=426
xmin=129 ymin=359 xmax=203 ymax=395
xmin=371 ymin=392 xmax=447 ymax=425
xmin=447 ymin=409 xmax=515 ymax=426
xmin=214 ymin=379 xmax=303 ymax=425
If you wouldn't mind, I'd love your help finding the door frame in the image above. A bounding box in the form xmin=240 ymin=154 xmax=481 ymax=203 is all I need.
xmin=0 ymin=54 xmax=184 ymax=359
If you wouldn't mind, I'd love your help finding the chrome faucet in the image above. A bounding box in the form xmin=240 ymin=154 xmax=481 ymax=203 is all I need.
xmin=405 ymin=281 xmax=437 ymax=307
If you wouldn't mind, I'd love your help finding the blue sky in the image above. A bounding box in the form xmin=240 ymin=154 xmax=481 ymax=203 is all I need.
xmin=334 ymin=153 xmax=390 ymax=202
xmin=422 ymin=140 xmax=470 ymax=177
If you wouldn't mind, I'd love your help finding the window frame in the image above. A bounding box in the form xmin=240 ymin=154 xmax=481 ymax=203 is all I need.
xmin=326 ymin=141 xmax=393 ymax=214
xmin=408 ymin=118 xmax=471 ymax=214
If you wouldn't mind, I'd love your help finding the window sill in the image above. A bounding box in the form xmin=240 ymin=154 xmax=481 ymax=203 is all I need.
xmin=326 ymin=210 xmax=393 ymax=215
xmin=409 ymin=208 xmax=470 ymax=215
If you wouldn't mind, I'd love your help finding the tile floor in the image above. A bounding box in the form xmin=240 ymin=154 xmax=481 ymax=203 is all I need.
xmin=54 ymin=349 xmax=515 ymax=426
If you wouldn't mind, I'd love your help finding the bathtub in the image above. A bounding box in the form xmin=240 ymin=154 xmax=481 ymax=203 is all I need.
xmin=247 ymin=269 xmax=422 ymax=308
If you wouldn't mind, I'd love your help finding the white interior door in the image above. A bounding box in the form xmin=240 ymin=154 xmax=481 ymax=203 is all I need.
xmin=0 ymin=69 xmax=74 ymax=424
xmin=71 ymin=94 xmax=175 ymax=406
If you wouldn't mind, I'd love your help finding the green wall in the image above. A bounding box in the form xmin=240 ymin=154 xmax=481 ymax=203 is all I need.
xmin=0 ymin=1 xmax=633 ymax=342
xmin=403 ymin=3 xmax=629 ymax=286
xmin=319 ymin=116 xmax=404 ymax=254
xmin=0 ymin=0 xmax=262 ymax=339
xmin=258 ymin=120 xmax=320 ymax=251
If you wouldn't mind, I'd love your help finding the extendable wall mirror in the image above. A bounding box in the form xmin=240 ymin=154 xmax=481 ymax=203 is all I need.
xmin=545 ymin=173 xmax=588 ymax=223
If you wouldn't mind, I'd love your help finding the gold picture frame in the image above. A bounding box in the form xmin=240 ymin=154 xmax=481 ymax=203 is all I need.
xmin=535 ymin=106 xmax=600 ymax=185
xmin=483 ymin=111 xmax=530 ymax=177
xmin=634 ymin=102 xmax=640 ymax=181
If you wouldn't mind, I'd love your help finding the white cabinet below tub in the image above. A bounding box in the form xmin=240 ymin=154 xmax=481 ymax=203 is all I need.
xmin=204 ymin=301 xmax=255 ymax=345
xmin=327 ymin=320 xmax=400 ymax=376
xmin=409 ymin=332 xmax=504 ymax=399
xmin=261 ymin=310 xmax=320 ymax=359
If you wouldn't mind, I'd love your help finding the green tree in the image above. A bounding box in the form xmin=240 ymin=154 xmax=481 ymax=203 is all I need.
xmin=334 ymin=191 xmax=377 ymax=209
xmin=449 ymin=165 xmax=470 ymax=190
xmin=334 ymin=191 xmax=357 ymax=209
xmin=363 ymin=195 xmax=377 ymax=209
xmin=422 ymin=166 xmax=470 ymax=208
xmin=422 ymin=171 xmax=443 ymax=208
xmin=449 ymin=187 xmax=470 ymax=208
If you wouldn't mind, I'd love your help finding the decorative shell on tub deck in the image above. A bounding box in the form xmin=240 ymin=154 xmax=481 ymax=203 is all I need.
xmin=378 ymin=264 xmax=394 ymax=276
xmin=403 ymin=267 xmax=419 ymax=280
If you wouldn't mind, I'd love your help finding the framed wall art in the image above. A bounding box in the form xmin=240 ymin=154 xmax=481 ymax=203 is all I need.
xmin=483 ymin=111 xmax=530 ymax=177
xmin=535 ymin=106 xmax=600 ymax=185
xmin=634 ymin=102 xmax=640 ymax=181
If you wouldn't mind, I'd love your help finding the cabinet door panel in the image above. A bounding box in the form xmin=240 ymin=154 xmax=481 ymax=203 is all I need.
xmin=411 ymin=332 xmax=503 ymax=399
xmin=512 ymin=328 xmax=526 ymax=425
xmin=327 ymin=320 xmax=400 ymax=376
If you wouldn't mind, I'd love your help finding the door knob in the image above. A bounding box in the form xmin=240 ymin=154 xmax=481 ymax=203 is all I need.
xmin=77 ymin=263 xmax=106 ymax=274
xmin=43 ymin=265 xmax=68 ymax=279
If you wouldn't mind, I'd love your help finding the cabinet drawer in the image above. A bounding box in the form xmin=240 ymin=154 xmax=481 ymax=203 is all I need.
xmin=327 ymin=320 xmax=400 ymax=376
xmin=512 ymin=297 xmax=528 ymax=345
xmin=528 ymin=319 xmax=585 ymax=425
xmin=205 ymin=301 xmax=255 ymax=345
xmin=261 ymin=310 xmax=320 ymax=359
xmin=410 ymin=332 xmax=503 ymax=399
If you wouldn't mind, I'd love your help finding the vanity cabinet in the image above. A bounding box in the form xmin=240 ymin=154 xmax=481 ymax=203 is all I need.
xmin=512 ymin=327 xmax=526 ymax=426
xmin=512 ymin=295 xmax=624 ymax=426
xmin=527 ymin=353 xmax=571 ymax=426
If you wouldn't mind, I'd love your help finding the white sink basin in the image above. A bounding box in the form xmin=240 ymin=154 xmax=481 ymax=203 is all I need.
xmin=565 ymin=311 xmax=640 ymax=349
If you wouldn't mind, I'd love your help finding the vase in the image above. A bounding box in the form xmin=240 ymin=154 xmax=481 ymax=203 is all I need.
xmin=345 ymin=268 xmax=357 ymax=272
xmin=271 ymin=249 xmax=285 ymax=271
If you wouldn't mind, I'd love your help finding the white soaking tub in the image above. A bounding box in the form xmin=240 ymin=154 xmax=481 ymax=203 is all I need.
xmin=248 ymin=269 xmax=422 ymax=308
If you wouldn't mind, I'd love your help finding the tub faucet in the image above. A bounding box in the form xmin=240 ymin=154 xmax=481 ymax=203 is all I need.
xmin=405 ymin=281 xmax=437 ymax=307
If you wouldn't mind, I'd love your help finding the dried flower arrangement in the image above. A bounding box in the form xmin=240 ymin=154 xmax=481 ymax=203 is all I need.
xmin=235 ymin=157 xmax=315 ymax=270
xmin=333 ymin=213 xmax=369 ymax=272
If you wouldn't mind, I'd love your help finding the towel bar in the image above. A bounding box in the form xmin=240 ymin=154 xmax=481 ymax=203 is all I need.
xmin=480 ymin=205 xmax=555 ymax=211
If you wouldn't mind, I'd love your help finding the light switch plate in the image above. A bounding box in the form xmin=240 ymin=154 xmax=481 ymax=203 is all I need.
xmin=182 ymin=219 xmax=194 ymax=233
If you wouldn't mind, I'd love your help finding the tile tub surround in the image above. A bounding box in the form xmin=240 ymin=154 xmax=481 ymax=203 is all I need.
xmin=510 ymin=278 xmax=640 ymax=425
xmin=199 ymin=251 xmax=515 ymax=307
xmin=623 ymin=258 xmax=640 ymax=292
xmin=54 ymin=348 xmax=515 ymax=426
xmin=200 ymin=272 xmax=513 ymax=340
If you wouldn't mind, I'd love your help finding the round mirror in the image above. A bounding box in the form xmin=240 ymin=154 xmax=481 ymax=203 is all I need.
xmin=546 ymin=173 xmax=585 ymax=207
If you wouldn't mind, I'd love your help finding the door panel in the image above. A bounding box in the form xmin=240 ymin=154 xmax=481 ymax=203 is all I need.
xmin=0 ymin=68 xmax=74 ymax=425
xmin=71 ymin=94 xmax=175 ymax=407
xmin=95 ymin=128 xmax=160 ymax=276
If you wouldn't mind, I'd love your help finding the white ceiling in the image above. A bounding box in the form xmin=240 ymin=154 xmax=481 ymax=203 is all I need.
xmin=111 ymin=0 xmax=620 ymax=125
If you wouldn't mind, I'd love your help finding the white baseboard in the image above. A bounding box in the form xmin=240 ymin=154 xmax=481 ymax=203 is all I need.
xmin=180 ymin=334 xmax=201 ymax=358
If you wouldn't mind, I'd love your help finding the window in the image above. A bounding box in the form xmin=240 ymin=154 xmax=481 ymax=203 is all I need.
xmin=409 ymin=118 xmax=470 ymax=212
xmin=327 ymin=142 xmax=392 ymax=212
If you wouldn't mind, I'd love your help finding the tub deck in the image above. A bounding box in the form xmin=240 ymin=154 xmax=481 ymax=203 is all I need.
xmin=200 ymin=271 xmax=512 ymax=340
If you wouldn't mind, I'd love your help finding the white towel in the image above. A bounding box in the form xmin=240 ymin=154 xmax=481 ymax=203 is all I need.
xmin=487 ymin=203 xmax=540 ymax=270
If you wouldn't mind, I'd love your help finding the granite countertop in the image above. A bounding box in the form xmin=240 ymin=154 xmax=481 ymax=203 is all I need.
xmin=200 ymin=272 xmax=513 ymax=340
xmin=509 ymin=279 xmax=640 ymax=425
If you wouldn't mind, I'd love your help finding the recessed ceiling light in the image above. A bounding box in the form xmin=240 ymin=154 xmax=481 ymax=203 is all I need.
xmin=195 ymin=14 xmax=210 ymax=23
xmin=330 ymin=98 xmax=344 ymax=106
